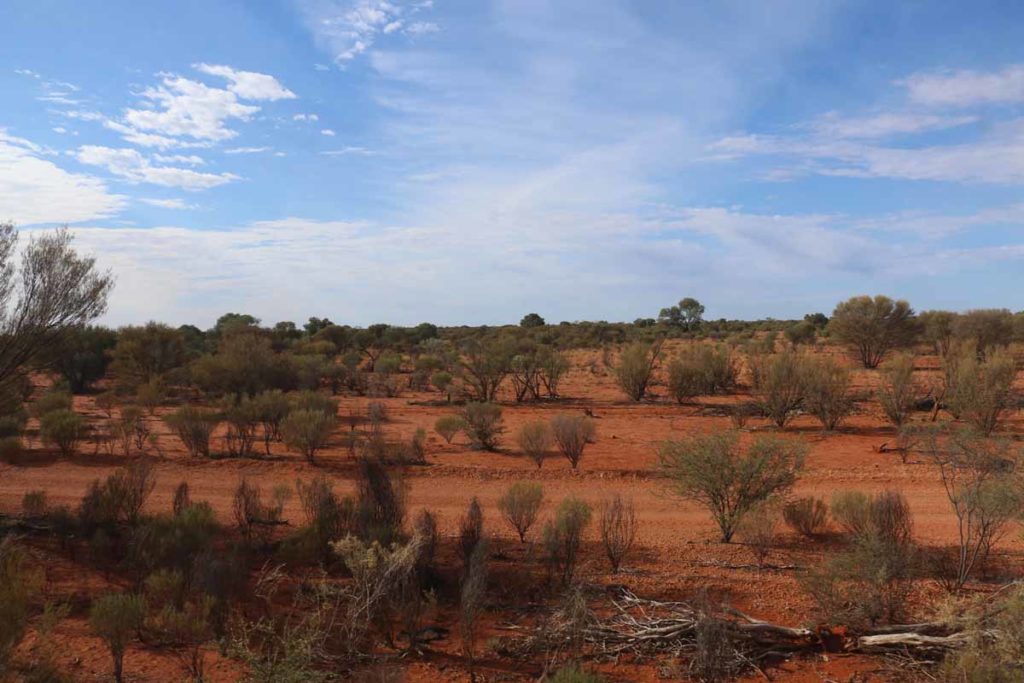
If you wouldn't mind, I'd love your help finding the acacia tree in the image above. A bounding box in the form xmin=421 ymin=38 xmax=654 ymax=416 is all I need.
xmin=0 ymin=225 xmax=112 ymax=394
xmin=658 ymin=431 xmax=806 ymax=542
xmin=829 ymin=295 xmax=918 ymax=368
xmin=658 ymin=297 xmax=704 ymax=331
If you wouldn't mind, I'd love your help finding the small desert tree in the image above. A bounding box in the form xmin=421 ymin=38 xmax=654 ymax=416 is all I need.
xmin=829 ymin=295 xmax=918 ymax=368
xmin=877 ymin=353 xmax=919 ymax=427
xmin=434 ymin=414 xmax=466 ymax=445
xmin=40 ymin=408 xmax=85 ymax=456
xmin=498 ymin=482 xmax=544 ymax=542
xmin=658 ymin=431 xmax=806 ymax=542
xmin=550 ymin=414 xmax=595 ymax=469
xmin=599 ymin=494 xmax=637 ymax=572
xmin=613 ymin=339 xmax=664 ymax=401
xmin=460 ymin=402 xmax=504 ymax=451
xmin=89 ymin=592 xmax=145 ymax=683
xmin=166 ymin=406 xmax=219 ymax=458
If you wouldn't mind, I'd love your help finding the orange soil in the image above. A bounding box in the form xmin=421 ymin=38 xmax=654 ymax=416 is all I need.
xmin=1 ymin=344 xmax=1020 ymax=682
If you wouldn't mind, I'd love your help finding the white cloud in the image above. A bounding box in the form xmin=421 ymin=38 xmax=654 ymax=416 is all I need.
xmin=296 ymin=0 xmax=438 ymax=64
xmin=809 ymin=111 xmax=977 ymax=139
xmin=320 ymin=129 xmax=336 ymax=136
xmin=0 ymin=132 xmax=125 ymax=225
xmin=224 ymin=146 xmax=271 ymax=154
xmin=293 ymin=113 xmax=319 ymax=122
xmin=193 ymin=63 xmax=297 ymax=101
xmin=75 ymin=145 xmax=239 ymax=190
xmin=152 ymin=153 xmax=205 ymax=165
xmin=902 ymin=65 xmax=1024 ymax=106
xmin=321 ymin=146 xmax=375 ymax=155
xmin=139 ymin=198 xmax=197 ymax=210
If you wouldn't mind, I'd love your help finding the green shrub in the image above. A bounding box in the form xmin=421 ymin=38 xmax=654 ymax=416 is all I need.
xmin=613 ymin=341 xmax=663 ymax=401
xmin=658 ymin=431 xmax=806 ymax=542
xmin=281 ymin=408 xmax=336 ymax=463
xmin=29 ymin=389 xmax=73 ymax=419
xmin=40 ymin=409 xmax=85 ymax=456
xmin=947 ymin=346 xmax=1017 ymax=435
xmin=290 ymin=390 xmax=338 ymax=418
xmin=498 ymin=482 xmax=544 ymax=542
xmin=667 ymin=344 xmax=738 ymax=403
xmin=828 ymin=295 xmax=918 ymax=368
xmin=22 ymin=489 xmax=48 ymax=518
xmin=434 ymin=414 xmax=465 ymax=444
xmin=460 ymin=402 xmax=504 ymax=451
xmin=0 ymin=538 xmax=35 ymax=670
xmin=548 ymin=664 xmax=607 ymax=683
xmin=878 ymin=353 xmax=919 ymax=427
xmin=802 ymin=357 xmax=854 ymax=431
xmin=222 ymin=397 xmax=260 ymax=458
xmin=89 ymin=592 xmax=146 ymax=683
xmin=252 ymin=389 xmax=291 ymax=455
xmin=166 ymin=406 xmax=219 ymax=458
xmin=750 ymin=351 xmax=806 ymax=429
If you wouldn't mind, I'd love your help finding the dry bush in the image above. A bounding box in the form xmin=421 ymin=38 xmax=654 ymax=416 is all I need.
xmin=947 ymin=346 xmax=1017 ymax=435
xmin=296 ymin=475 xmax=350 ymax=565
xmin=223 ymin=397 xmax=260 ymax=458
xmin=30 ymin=389 xmax=72 ymax=418
xmin=877 ymin=353 xmax=919 ymax=427
xmin=938 ymin=585 xmax=1024 ymax=682
xmin=613 ymin=340 xmax=664 ymax=401
xmin=498 ymin=482 xmax=544 ymax=542
xmin=599 ymin=494 xmax=637 ymax=572
xmin=281 ymin=408 xmax=336 ymax=463
xmin=828 ymin=295 xmax=918 ymax=368
xmin=40 ymin=408 xmax=85 ymax=456
xmin=548 ymin=665 xmax=608 ymax=683
xmin=782 ymin=496 xmax=829 ymax=538
xmin=355 ymin=457 xmax=406 ymax=546
xmin=172 ymin=481 xmax=190 ymax=516
xmin=459 ymin=540 xmax=488 ymax=678
xmin=233 ymin=479 xmax=287 ymax=545
xmin=89 ymin=592 xmax=145 ymax=683
xmin=737 ymin=504 xmax=777 ymax=568
xmin=135 ymin=379 xmax=163 ymax=416
xmin=0 ymin=538 xmax=35 ymax=670
xmin=251 ymin=389 xmax=291 ymax=455
xmin=460 ymin=402 xmax=504 ymax=451
xmin=21 ymin=489 xmax=48 ymax=518
xmin=459 ymin=497 xmax=484 ymax=574
xmin=728 ymin=401 xmax=759 ymax=429
xmin=802 ymin=357 xmax=854 ymax=431
xmin=517 ymin=420 xmax=552 ymax=468
xmin=166 ymin=406 xmax=219 ymax=458
xmin=667 ymin=344 xmax=738 ymax=403
xmin=105 ymin=459 xmax=157 ymax=525
xmin=830 ymin=490 xmax=872 ymax=536
xmin=806 ymin=490 xmax=916 ymax=626
xmin=434 ymin=414 xmax=465 ymax=444
xmin=550 ymin=414 xmax=595 ymax=469
xmin=658 ymin=430 xmax=806 ymax=542
xmin=543 ymin=497 xmax=592 ymax=586
xmin=925 ymin=428 xmax=1024 ymax=591
xmin=412 ymin=509 xmax=439 ymax=581
xmin=750 ymin=351 xmax=806 ymax=428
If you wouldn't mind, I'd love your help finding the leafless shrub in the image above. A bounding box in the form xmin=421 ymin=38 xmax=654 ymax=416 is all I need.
xmin=782 ymin=496 xmax=828 ymax=538
xmin=172 ymin=481 xmax=190 ymax=517
xmin=551 ymin=414 xmax=595 ymax=469
xmin=599 ymin=494 xmax=637 ymax=572
xmin=233 ymin=479 xmax=287 ymax=545
xmin=517 ymin=420 xmax=552 ymax=468
xmin=498 ymin=482 xmax=544 ymax=542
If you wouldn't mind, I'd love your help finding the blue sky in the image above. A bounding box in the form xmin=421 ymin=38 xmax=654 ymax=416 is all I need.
xmin=2 ymin=1 xmax=1023 ymax=327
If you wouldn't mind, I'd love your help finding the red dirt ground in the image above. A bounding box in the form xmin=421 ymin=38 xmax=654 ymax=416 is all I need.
xmin=2 ymin=344 xmax=1020 ymax=682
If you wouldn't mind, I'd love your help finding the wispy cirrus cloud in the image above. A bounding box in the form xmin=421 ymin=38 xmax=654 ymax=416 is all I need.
xmin=294 ymin=0 xmax=438 ymax=65
xmin=901 ymin=64 xmax=1024 ymax=106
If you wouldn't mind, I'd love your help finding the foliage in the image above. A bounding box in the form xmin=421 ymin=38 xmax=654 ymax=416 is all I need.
xmin=877 ymin=353 xmax=919 ymax=427
xmin=0 ymin=538 xmax=36 ymax=670
xmin=828 ymin=295 xmax=918 ymax=368
xmin=458 ymin=497 xmax=484 ymax=574
xmin=946 ymin=346 xmax=1017 ymax=435
xmin=166 ymin=405 xmax=219 ymax=458
xmin=658 ymin=297 xmax=705 ymax=331
xmin=801 ymin=357 xmax=854 ymax=431
xmin=658 ymin=430 xmax=806 ymax=542
xmin=40 ymin=409 xmax=85 ymax=456
xmin=667 ymin=343 xmax=737 ymax=403
xmin=110 ymin=322 xmax=186 ymax=389
xmin=355 ymin=457 xmax=407 ymax=546
xmin=737 ymin=503 xmax=777 ymax=568
xmin=281 ymin=408 xmax=336 ymax=464
xmin=613 ymin=340 xmax=664 ymax=401
xmin=517 ymin=420 xmax=552 ymax=469
xmin=749 ymin=351 xmax=806 ymax=429
xmin=434 ymin=414 xmax=465 ymax=444
xmin=47 ymin=325 xmax=117 ymax=393
xmin=89 ymin=592 xmax=145 ymax=683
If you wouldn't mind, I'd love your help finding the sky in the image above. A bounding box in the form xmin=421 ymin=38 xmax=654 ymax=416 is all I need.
xmin=2 ymin=0 xmax=1023 ymax=328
